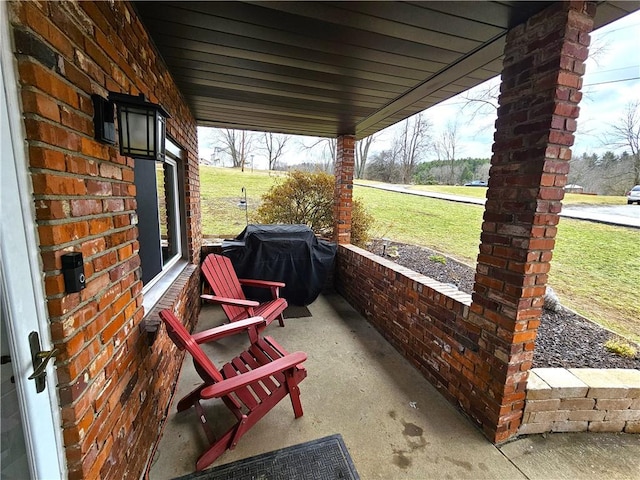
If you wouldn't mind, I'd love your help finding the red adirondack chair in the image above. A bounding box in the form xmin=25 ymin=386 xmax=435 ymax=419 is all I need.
xmin=159 ymin=309 xmax=307 ymax=471
xmin=201 ymin=253 xmax=287 ymax=329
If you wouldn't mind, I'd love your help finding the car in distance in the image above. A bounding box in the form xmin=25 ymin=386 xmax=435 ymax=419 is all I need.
xmin=464 ymin=180 xmax=488 ymax=187
xmin=627 ymin=185 xmax=640 ymax=204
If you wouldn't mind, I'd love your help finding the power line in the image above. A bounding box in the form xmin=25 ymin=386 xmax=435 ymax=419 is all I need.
xmin=441 ymin=76 xmax=640 ymax=105
xmin=587 ymin=65 xmax=640 ymax=75
xmin=584 ymin=76 xmax=640 ymax=87
xmin=596 ymin=21 xmax=640 ymax=36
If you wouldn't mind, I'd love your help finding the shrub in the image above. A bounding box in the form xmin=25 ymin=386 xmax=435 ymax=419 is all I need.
xmin=604 ymin=338 xmax=637 ymax=358
xmin=255 ymin=170 xmax=373 ymax=246
xmin=350 ymin=198 xmax=374 ymax=247
xmin=429 ymin=254 xmax=447 ymax=264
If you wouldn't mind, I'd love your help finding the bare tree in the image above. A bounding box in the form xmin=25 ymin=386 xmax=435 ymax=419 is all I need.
xmin=218 ymin=129 xmax=255 ymax=170
xmin=261 ymin=132 xmax=290 ymax=173
xmin=461 ymin=34 xmax=610 ymax=123
xmin=434 ymin=120 xmax=462 ymax=184
xmin=568 ymin=151 xmax=635 ymax=195
xmin=461 ymin=81 xmax=500 ymax=123
xmin=394 ymin=114 xmax=432 ymax=183
xmin=365 ymin=149 xmax=402 ymax=183
xmin=299 ymin=137 xmax=336 ymax=173
xmin=582 ymin=32 xmax=611 ymax=70
xmin=603 ymin=100 xmax=640 ymax=185
xmin=355 ymin=134 xmax=376 ymax=179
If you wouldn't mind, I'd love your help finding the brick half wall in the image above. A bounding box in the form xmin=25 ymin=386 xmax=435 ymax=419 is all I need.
xmin=336 ymin=245 xmax=488 ymax=416
xmin=335 ymin=246 xmax=640 ymax=441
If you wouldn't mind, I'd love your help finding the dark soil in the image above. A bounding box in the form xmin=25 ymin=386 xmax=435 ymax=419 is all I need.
xmin=367 ymin=239 xmax=640 ymax=369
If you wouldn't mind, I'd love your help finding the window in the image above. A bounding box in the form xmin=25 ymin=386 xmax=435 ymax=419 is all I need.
xmin=157 ymin=151 xmax=182 ymax=268
xmin=134 ymin=137 xmax=187 ymax=308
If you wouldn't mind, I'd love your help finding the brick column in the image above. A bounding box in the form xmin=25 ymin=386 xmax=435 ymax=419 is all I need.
xmin=469 ymin=2 xmax=595 ymax=442
xmin=333 ymin=135 xmax=355 ymax=244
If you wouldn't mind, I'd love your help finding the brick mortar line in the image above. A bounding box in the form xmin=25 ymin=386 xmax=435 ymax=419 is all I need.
xmin=32 ymin=211 xmax=137 ymax=225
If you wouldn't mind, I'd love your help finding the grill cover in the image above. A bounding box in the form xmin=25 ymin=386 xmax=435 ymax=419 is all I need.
xmin=222 ymin=224 xmax=336 ymax=306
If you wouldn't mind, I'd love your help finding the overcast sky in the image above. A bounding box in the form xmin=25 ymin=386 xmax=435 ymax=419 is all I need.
xmin=199 ymin=9 xmax=640 ymax=167
xmin=374 ymin=9 xmax=640 ymax=161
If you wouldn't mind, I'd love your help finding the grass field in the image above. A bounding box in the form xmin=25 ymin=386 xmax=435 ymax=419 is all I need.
xmin=200 ymin=167 xmax=283 ymax=236
xmin=201 ymin=167 xmax=639 ymax=341
xmin=358 ymin=180 xmax=627 ymax=205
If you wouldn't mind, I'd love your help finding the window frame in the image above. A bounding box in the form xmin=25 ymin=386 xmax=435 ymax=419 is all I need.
xmin=139 ymin=137 xmax=188 ymax=313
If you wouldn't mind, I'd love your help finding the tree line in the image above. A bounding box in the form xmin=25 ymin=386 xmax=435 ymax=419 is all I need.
xmin=198 ymin=99 xmax=639 ymax=192
xmin=568 ymin=151 xmax=638 ymax=195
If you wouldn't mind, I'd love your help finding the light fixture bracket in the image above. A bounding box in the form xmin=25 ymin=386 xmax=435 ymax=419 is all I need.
xmin=92 ymin=94 xmax=116 ymax=145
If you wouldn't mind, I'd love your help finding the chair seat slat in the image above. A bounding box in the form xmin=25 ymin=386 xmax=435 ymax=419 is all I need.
xmin=222 ymin=363 xmax=259 ymax=410
xmin=248 ymin=343 xmax=286 ymax=384
xmin=231 ymin=356 xmax=270 ymax=401
xmin=239 ymin=350 xmax=279 ymax=393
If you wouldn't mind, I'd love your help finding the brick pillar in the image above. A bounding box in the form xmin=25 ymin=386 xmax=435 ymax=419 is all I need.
xmin=469 ymin=2 xmax=595 ymax=442
xmin=333 ymin=135 xmax=355 ymax=244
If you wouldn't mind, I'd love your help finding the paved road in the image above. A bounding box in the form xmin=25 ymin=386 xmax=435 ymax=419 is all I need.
xmin=355 ymin=182 xmax=640 ymax=229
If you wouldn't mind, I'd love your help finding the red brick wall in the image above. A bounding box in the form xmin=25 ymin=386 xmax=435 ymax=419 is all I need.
xmin=471 ymin=1 xmax=595 ymax=442
xmin=336 ymin=245 xmax=480 ymax=406
xmin=333 ymin=135 xmax=355 ymax=244
xmin=337 ymin=1 xmax=595 ymax=445
xmin=8 ymin=1 xmax=201 ymax=478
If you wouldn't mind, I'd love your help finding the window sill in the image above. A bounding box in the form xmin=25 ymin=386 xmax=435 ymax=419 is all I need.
xmin=142 ymin=259 xmax=189 ymax=314
xmin=142 ymin=260 xmax=189 ymax=316
xmin=141 ymin=260 xmax=200 ymax=345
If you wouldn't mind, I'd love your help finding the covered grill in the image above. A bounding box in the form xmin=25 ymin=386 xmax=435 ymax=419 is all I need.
xmin=222 ymin=225 xmax=337 ymax=306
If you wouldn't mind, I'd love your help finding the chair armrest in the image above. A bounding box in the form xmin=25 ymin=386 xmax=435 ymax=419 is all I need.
xmin=238 ymin=278 xmax=286 ymax=289
xmin=200 ymin=294 xmax=259 ymax=308
xmin=191 ymin=317 xmax=266 ymax=344
xmin=201 ymin=351 xmax=308 ymax=399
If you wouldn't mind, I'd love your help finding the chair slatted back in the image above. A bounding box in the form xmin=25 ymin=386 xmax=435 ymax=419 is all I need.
xmin=159 ymin=310 xmax=224 ymax=383
xmin=201 ymin=254 xmax=247 ymax=321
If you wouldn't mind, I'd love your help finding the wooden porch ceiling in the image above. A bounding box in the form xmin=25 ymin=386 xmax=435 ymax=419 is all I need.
xmin=134 ymin=1 xmax=639 ymax=140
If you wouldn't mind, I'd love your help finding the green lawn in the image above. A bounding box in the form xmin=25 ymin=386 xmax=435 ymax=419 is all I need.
xmin=201 ymin=167 xmax=640 ymax=341
xmin=403 ymin=184 xmax=626 ymax=205
xmin=358 ymin=180 xmax=626 ymax=205
xmin=200 ymin=167 xmax=284 ymax=236
xmin=355 ymin=186 xmax=639 ymax=341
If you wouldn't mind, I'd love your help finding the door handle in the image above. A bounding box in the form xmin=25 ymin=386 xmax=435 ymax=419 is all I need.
xmin=27 ymin=331 xmax=58 ymax=393
xmin=28 ymin=349 xmax=59 ymax=380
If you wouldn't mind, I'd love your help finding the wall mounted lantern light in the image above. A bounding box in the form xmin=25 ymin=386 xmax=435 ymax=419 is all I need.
xmin=92 ymin=92 xmax=170 ymax=161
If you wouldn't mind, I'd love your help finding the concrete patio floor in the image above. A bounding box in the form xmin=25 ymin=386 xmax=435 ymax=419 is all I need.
xmin=149 ymin=293 xmax=640 ymax=479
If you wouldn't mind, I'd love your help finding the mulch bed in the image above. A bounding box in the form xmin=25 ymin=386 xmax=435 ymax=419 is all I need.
xmin=366 ymin=239 xmax=639 ymax=369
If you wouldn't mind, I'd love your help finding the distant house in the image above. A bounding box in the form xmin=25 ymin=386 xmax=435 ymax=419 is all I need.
xmin=565 ymin=184 xmax=585 ymax=193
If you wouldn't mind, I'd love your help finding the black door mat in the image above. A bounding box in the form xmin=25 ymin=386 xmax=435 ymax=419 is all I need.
xmin=282 ymin=305 xmax=312 ymax=319
xmin=173 ymin=434 xmax=360 ymax=480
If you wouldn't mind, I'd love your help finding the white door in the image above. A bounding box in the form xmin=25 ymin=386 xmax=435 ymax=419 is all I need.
xmin=1 ymin=4 xmax=65 ymax=478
